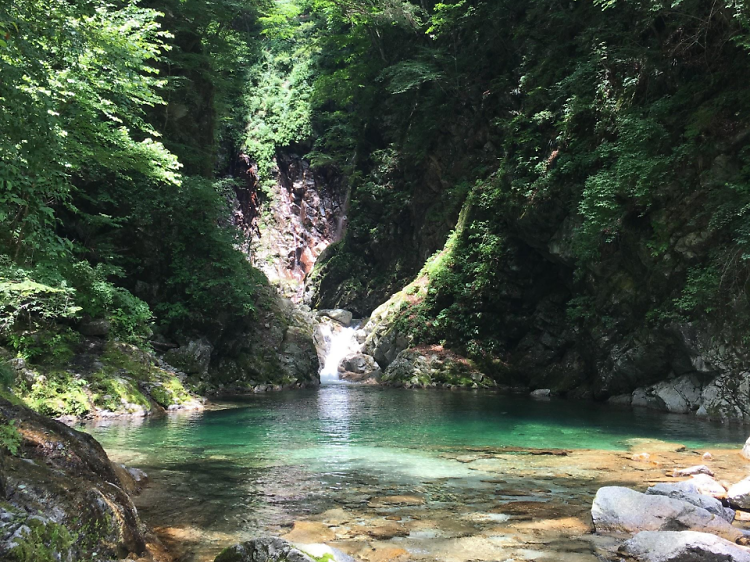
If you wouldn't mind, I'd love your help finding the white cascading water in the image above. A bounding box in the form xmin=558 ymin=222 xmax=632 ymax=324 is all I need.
xmin=319 ymin=324 xmax=359 ymax=383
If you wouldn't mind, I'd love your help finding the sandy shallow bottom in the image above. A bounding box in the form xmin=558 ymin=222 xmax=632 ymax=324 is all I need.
xmin=112 ymin=439 xmax=750 ymax=562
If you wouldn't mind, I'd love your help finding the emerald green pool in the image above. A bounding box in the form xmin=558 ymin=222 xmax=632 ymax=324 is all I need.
xmin=85 ymin=385 xmax=750 ymax=561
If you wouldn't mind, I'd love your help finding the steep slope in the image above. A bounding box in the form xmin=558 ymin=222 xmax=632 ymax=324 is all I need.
xmin=298 ymin=0 xmax=750 ymax=418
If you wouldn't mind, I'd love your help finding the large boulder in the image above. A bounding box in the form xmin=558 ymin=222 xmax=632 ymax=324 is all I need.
xmin=592 ymin=487 xmax=743 ymax=541
xmin=380 ymin=347 xmax=490 ymax=388
xmin=697 ymin=372 xmax=750 ymax=421
xmin=214 ymin=538 xmax=315 ymax=562
xmin=620 ymin=531 xmax=750 ymax=562
xmin=0 ymin=398 xmax=149 ymax=560
xmin=646 ymin=481 xmax=734 ymax=522
xmin=279 ymin=327 xmax=320 ymax=382
xmin=341 ymin=353 xmax=379 ymax=375
xmin=165 ymin=338 xmax=213 ymax=375
xmin=631 ymin=375 xmax=702 ymax=414
xmin=317 ymin=309 xmax=354 ymax=327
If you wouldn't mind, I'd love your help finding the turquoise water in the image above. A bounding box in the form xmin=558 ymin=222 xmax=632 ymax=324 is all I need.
xmin=85 ymin=386 xmax=750 ymax=560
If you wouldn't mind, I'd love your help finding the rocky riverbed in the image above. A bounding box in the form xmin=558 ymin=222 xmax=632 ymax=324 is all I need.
xmin=125 ymin=437 xmax=750 ymax=562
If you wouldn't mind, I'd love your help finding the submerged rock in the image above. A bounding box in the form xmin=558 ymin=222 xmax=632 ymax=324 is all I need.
xmin=620 ymin=531 xmax=750 ymax=562
xmin=214 ymin=537 xmax=315 ymax=562
xmin=591 ymin=486 xmax=743 ymax=541
xmin=674 ymin=465 xmax=715 ymax=477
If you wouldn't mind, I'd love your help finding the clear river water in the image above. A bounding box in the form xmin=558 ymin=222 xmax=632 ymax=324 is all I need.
xmin=85 ymin=385 xmax=750 ymax=562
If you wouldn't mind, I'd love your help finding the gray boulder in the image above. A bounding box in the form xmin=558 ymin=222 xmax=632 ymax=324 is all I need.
xmin=728 ymin=479 xmax=750 ymax=509
xmin=317 ymin=309 xmax=353 ymax=327
xmin=646 ymin=482 xmax=733 ymax=522
xmin=620 ymin=531 xmax=750 ymax=562
xmin=214 ymin=538 xmax=315 ymax=562
xmin=630 ymin=375 xmax=703 ymax=414
xmin=165 ymin=338 xmax=213 ymax=375
xmin=341 ymin=353 xmax=379 ymax=375
xmin=530 ymin=388 xmax=551 ymax=399
xmin=592 ymin=487 xmax=742 ymax=541
xmin=653 ymin=376 xmax=703 ymax=414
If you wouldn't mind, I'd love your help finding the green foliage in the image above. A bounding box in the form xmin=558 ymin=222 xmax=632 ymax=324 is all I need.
xmin=0 ymin=0 xmax=179 ymax=262
xmin=68 ymin=262 xmax=152 ymax=343
xmin=0 ymin=419 xmax=22 ymax=456
xmin=243 ymin=0 xmax=315 ymax=186
xmin=20 ymin=371 xmax=90 ymax=417
xmin=6 ymin=328 xmax=80 ymax=366
xmin=0 ymin=259 xmax=79 ymax=335
xmin=0 ymin=360 xmax=14 ymax=389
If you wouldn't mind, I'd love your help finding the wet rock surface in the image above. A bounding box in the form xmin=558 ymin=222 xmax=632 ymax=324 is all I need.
xmin=247 ymin=152 xmax=347 ymax=303
xmin=0 ymin=398 xmax=169 ymax=561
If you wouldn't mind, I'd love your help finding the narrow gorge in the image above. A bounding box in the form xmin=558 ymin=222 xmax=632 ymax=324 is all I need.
xmin=5 ymin=1 xmax=750 ymax=562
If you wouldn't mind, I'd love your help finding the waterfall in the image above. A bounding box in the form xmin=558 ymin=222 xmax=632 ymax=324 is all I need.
xmin=319 ymin=325 xmax=359 ymax=383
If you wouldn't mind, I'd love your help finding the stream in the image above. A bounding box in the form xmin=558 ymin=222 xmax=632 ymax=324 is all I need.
xmin=85 ymin=386 xmax=750 ymax=562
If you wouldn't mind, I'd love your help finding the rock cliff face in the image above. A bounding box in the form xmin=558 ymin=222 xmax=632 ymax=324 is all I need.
xmin=246 ymin=152 xmax=348 ymax=302
xmin=186 ymin=286 xmax=321 ymax=393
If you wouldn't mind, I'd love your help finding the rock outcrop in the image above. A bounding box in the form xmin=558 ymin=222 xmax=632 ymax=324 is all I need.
xmin=247 ymin=152 xmax=348 ymax=303
xmin=0 ymin=398 xmax=165 ymax=561
xmin=210 ymin=287 xmax=320 ymax=392
xmin=381 ymin=347 xmax=494 ymax=389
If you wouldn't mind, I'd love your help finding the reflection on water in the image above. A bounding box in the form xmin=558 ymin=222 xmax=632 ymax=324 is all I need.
xmin=85 ymin=386 xmax=750 ymax=561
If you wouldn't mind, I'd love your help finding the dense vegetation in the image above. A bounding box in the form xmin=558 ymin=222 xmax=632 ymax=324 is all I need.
xmin=298 ymin=0 xmax=750 ymax=392
xmin=5 ymin=0 xmax=750 ymax=402
xmin=0 ymin=0 xmax=268 ymax=361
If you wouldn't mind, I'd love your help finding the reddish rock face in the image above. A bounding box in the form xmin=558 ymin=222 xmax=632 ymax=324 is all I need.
xmin=234 ymin=151 xmax=347 ymax=301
